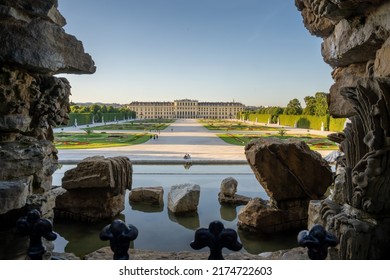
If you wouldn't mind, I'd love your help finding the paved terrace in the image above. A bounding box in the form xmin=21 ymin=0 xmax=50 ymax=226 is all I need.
xmin=55 ymin=119 xmax=334 ymax=164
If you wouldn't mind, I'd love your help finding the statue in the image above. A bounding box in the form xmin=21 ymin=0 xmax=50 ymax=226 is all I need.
xmin=100 ymin=219 xmax=139 ymax=260
xmin=190 ymin=220 xmax=242 ymax=260
xmin=298 ymin=224 xmax=338 ymax=260
xmin=16 ymin=209 xmax=57 ymax=260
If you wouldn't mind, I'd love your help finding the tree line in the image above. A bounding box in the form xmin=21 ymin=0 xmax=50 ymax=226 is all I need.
xmin=70 ymin=103 xmax=136 ymax=121
xmin=254 ymin=92 xmax=329 ymax=123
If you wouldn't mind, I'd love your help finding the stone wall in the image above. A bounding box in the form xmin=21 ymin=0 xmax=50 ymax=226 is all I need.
xmin=0 ymin=0 xmax=95 ymax=259
xmin=296 ymin=0 xmax=390 ymax=259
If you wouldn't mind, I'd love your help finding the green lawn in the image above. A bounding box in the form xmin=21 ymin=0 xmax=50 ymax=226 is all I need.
xmin=54 ymin=132 xmax=151 ymax=149
xmin=198 ymin=119 xmax=278 ymax=131
xmin=218 ymin=133 xmax=338 ymax=150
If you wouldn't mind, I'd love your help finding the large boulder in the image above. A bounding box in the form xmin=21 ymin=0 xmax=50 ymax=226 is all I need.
xmin=245 ymin=138 xmax=332 ymax=202
xmin=241 ymin=138 xmax=332 ymax=233
xmin=55 ymin=156 xmax=132 ymax=221
xmin=167 ymin=184 xmax=200 ymax=214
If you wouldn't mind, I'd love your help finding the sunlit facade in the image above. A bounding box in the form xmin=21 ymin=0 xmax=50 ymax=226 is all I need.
xmin=128 ymin=99 xmax=245 ymax=119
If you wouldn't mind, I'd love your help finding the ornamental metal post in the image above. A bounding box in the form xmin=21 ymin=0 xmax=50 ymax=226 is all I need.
xmin=297 ymin=224 xmax=338 ymax=260
xmin=100 ymin=219 xmax=139 ymax=260
xmin=190 ymin=220 xmax=242 ymax=260
xmin=16 ymin=209 xmax=57 ymax=260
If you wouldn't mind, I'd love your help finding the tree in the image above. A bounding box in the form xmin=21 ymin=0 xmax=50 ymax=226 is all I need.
xmin=284 ymin=98 xmax=302 ymax=115
xmin=303 ymin=96 xmax=316 ymax=115
xmin=314 ymin=92 xmax=328 ymax=116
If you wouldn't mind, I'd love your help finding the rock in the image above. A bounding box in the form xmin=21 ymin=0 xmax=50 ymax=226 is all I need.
xmin=0 ymin=136 xmax=57 ymax=192
xmin=61 ymin=156 xmax=132 ymax=191
xmin=245 ymin=138 xmax=332 ymax=202
xmin=237 ymin=198 xmax=309 ymax=233
xmin=218 ymin=177 xmax=251 ymax=205
xmin=0 ymin=0 xmax=66 ymax=26
xmin=167 ymin=184 xmax=200 ymax=214
xmin=241 ymin=138 xmax=332 ymax=233
xmin=84 ymin=247 xmax=265 ymax=260
xmin=374 ymin=36 xmax=390 ymax=77
xmin=129 ymin=186 xmax=164 ymax=205
xmin=218 ymin=194 xmax=251 ymax=205
xmin=55 ymin=156 xmax=133 ymax=221
xmin=0 ymin=0 xmax=94 ymax=244
xmin=220 ymin=177 xmax=237 ymax=197
xmin=296 ymin=0 xmax=390 ymax=259
xmin=0 ymin=177 xmax=32 ymax=215
xmin=0 ymin=67 xmax=72 ymax=140
xmin=0 ymin=4 xmax=95 ymax=74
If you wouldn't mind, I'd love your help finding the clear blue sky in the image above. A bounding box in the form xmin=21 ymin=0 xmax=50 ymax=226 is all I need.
xmin=58 ymin=0 xmax=333 ymax=107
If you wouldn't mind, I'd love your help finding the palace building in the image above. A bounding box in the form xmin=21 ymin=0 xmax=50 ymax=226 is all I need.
xmin=128 ymin=99 xmax=245 ymax=119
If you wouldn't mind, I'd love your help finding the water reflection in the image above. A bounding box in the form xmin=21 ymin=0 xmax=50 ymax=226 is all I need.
xmin=51 ymin=164 xmax=298 ymax=258
xmin=168 ymin=211 xmax=200 ymax=230
xmin=129 ymin=201 xmax=164 ymax=213
xmin=219 ymin=205 xmax=237 ymax=222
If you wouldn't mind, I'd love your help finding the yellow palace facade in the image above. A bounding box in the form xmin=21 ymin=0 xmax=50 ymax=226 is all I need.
xmin=128 ymin=99 xmax=245 ymax=119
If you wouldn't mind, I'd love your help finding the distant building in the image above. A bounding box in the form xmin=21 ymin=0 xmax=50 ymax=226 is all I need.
xmin=128 ymin=99 xmax=245 ymax=119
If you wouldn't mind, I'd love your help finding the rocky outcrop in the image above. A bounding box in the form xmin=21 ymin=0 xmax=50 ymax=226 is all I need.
xmin=168 ymin=184 xmax=200 ymax=214
xmin=218 ymin=177 xmax=251 ymax=205
xmin=296 ymin=0 xmax=390 ymax=259
xmin=0 ymin=0 xmax=95 ymax=259
xmin=129 ymin=187 xmax=164 ymax=205
xmin=55 ymin=156 xmax=132 ymax=221
xmin=240 ymin=138 xmax=332 ymax=233
xmin=0 ymin=0 xmax=95 ymax=74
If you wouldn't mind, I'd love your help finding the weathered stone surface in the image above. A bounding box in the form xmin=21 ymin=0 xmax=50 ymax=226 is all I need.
xmin=0 ymin=0 xmax=95 ymax=252
xmin=219 ymin=194 xmax=251 ymax=205
xmin=218 ymin=177 xmax=251 ymax=205
xmin=55 ymin=188 xmax=126 ymax=222
xmin=241 ymin=138 xmax=332 ymax=233
xmin=329 ymin=64 xmax=366 ymax=117
xmin=84 ymin=247 xmax=309 ymax=260
xmin=167 ymin=183 xmax=200 ymax=214
xmin=0 ymin=3 xmax=95 ymax=74
xmin=55 ymin=156 xmax=132 ymax=221
xmin=0 ymin=177 xmax=31 ymax=214
xmin=296 ymin=0 xmax=390 ymax=259
xmin=238 ymin=198 xmax=309 ymax=234
xmin=0 ymin=67 xmax=71 ymax=140
xmin=374 ymin=36 xmax=390 ymax=77
xmin=0 ymin=0 xmax=66 ymax=26
xmin=129 ymin=186 xmax=164 ymax=205
xmin=245 ymin=138 xmax=332 ymax=202
xmin=295 ymin=0 xmax=336 ymax=37
xmin=62 ymin=156 xmax=132 ymax=191
xmin=220 ymin=177 xmax=237 ymax=197
xmin=0 ymin=136 xmax=57 ymax=191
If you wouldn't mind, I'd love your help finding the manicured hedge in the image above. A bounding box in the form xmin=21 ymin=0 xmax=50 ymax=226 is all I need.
xmin=247 ymin=114 xmax=272 ymax=123
xmin=245 ymin=113 xmax=346 ymax=132
xmin=68 ymin=113 xmax=94 ymax=126
xmin=68 ymin=113 xmax=126 ymax=126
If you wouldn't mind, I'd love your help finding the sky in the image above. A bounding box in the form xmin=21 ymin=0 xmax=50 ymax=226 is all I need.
xmin=57 ymin=0 xmax=334 ymax=107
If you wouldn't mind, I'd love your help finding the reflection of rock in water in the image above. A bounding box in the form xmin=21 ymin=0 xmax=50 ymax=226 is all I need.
xmin=219 ymin=205 xmax=237 ymax=222
xmin=168 ymin=210 xmax=200 ymax=230
xmin=237 ymin=228 xmax=298 ymax=255
xmin=129 ymin=201 xmax=163 ymax=213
